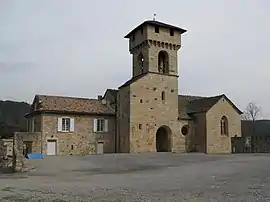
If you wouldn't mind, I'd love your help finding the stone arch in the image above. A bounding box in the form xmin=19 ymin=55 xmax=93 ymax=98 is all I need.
xmin=158 ymin=51 xmax=169 ymax=74
xmin=137 ymin=53 xmax=144 ymax=74
xmin=156 ymin=125 xmax=172 ymax=152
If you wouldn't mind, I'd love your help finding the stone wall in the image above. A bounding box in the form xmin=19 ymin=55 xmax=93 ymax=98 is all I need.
xmin=193 ymin=113 xmax=207 ymax=153
xmin=41 ymin=114 xmax=115 ymax=155
xmin=1 ymin=138 xmax=13 ymax=157
xmin=13 ymin=132 xmax=41 ymax=172
xmin=128 ymin=73 xmax=184 ymax=153
xmin=0 ymin=139 xmax=6 ymax=157
xmin=117 ymin=86 xmax=131 ymax=153
xmin=206 ymin=97 xmax=241 ymax=154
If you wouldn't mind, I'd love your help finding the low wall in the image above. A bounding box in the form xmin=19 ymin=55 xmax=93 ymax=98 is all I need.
xmin=0 ymin=139 xmax=6 ymax=157
xmin=13 ymin=132 xmax=42 ymax=172
xmin=2 ymin=138 xmax=13 ymax=157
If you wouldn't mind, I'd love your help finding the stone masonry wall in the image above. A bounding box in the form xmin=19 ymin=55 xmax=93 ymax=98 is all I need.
xmin=117 ymin=86 xmax=131 ymax=153
xmin=129 ymin=73 xmax=185 ymax=153
xmin=206 ymin=97 xmax=241 ymax=154
xmin=2 ymin=138 xmax=13 ymax=157
xmin=13 ymin=132 xmax=41 ymax=172
xmin=193 ymin=113 xmax=207 ymax=153
xmin=42 ymin=114 xmax=115 ymax=156
xmin=0 ymin=139 xmax=6 ymax=157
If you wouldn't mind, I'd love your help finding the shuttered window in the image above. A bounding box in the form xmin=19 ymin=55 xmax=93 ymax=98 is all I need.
xmin=93 ymin=118 xmax=108 ymax=132
xmin=57 ymin=117 xmax=75 ymax=132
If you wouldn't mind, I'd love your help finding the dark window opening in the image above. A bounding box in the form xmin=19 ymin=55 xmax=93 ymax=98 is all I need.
xmin=170 ymin=29 xmax=174 ymax=36
xmin=71 ymin=145 xmax=74 ymax=150
xmin=155 ymin=26 xmax=159 ymax=33
xmin=140 ymin=99 xmax=143 ymax=103
xmin=161 ymin=91 xmax=165 ymax=101
xmin=139 ymin=124 xmax=142 ymax=129
xmin=181 ymin=125 xmax=189 ymax=136
xmin=137 ymin=53 xmax=144 ymax=74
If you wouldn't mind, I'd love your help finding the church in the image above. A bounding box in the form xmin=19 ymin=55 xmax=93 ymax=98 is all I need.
xmin=22 ymin=19 xmax=243 ymax=156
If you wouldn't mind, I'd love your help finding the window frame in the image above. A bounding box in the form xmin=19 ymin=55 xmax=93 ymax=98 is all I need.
xmin=220 ymin=116 xmax=229 ymax=136
xmin=94 ymin=118 xmax=108 ymax=133
xmin=62 ymin=117 xmax=71 ymax=132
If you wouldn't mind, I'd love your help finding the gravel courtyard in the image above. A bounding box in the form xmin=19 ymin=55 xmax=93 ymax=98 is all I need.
xmin=1 ymin=153 xmax=270 ymax=201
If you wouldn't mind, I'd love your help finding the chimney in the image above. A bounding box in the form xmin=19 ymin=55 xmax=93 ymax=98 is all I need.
xmin=98 ymin=95 xmax=102 ymax=101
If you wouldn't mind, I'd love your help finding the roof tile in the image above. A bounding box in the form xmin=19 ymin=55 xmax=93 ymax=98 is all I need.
xmin=36 ymin=95 xmax=114 ymax=115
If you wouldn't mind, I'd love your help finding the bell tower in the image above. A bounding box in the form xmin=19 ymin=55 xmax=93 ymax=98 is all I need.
xmin=117 ymin=19 xmax=187 ymax=153
xmin=124 ymin=20 xmax=187 ymax=78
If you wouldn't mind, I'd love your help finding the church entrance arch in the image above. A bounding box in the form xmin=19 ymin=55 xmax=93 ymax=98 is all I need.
xmin=156 ymin=125 xmax=172 ymax=152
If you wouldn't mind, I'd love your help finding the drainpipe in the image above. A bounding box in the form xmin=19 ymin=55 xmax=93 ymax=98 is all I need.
xmin=40 ymin=113 xmax=43 ymax=154
xmin=114 ymin=102 xmax=118 ymax=153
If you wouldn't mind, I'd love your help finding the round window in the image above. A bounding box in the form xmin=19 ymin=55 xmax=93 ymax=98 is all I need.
xmin=181 ymin=125 xmax=189 ymax=136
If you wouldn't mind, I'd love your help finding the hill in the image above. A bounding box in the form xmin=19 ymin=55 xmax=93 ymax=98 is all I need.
xmin=0 ymin=100 xmax=31 ymax=138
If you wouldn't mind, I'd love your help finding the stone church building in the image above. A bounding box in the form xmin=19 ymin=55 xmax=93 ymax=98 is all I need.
xmin=21 ymin=19 xmax=242 ymax=156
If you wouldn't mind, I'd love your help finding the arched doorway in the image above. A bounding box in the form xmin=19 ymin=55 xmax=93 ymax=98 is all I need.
xmin=156 ymin=126 xmax=172 ymax=152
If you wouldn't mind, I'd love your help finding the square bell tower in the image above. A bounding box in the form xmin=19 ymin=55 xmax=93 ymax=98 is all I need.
xmin=124 ymin=20 xmax=187 ymax=78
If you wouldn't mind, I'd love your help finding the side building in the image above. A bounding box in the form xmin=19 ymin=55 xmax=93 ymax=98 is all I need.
xmin=25 ymin=95 xmax=115 ymax=155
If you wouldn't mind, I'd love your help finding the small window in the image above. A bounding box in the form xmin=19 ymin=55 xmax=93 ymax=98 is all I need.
xmin=71 ymin=145 xmax=74 ymax=150
xmin=94 ymin=118 xmax=108 ymax=132
xmin=138 ymin=53 xmax=144 ymax=74
xmin=161 ymin=91 xmax=165 ymax=101
xmin=139 ymin=124 xmax=142 ymax=129
xmin=155 ymin=26 xmax=159 ymax=33
xmin=140 ymin=99 xmax=143 ymax=103
xmin=62 ymin=118 xmax=71 ymax=132
xmin=181 ymin=125 xmax=189 ymax=136
xmin=220 ymin=116 xmax=229 ymax=135
xmin=97 ymin=119 xmax=105 ymax=132
xmin=170 ymin=28 xmax=174 ymax=36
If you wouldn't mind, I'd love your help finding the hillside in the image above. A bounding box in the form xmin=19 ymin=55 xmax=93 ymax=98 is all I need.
xmin=0 ymin=100 xmax=31 ymax=138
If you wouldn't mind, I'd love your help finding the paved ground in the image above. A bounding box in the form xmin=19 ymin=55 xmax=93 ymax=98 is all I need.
xmin=1 ymin=153 xmax=270 ymax=201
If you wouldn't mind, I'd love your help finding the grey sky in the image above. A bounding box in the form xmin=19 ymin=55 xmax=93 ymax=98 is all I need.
xmin=0 ymin=0 xmax=269 ymax=117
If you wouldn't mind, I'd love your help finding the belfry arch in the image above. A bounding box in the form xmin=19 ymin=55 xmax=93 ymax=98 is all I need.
xmin=158 ymin=51 xmax=169 ymax=74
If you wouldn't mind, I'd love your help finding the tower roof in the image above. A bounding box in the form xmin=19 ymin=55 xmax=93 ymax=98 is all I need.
xmin=124 ymin=20 xmax=187 ymax=38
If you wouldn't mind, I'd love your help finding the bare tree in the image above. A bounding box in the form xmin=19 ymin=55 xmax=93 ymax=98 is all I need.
xmin=242 ymin=102 xmax=261 ymax=121
xmin=242 ymin=102 xmax=261 ymax=152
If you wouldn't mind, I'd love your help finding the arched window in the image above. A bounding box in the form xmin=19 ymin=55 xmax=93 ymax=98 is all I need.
xmin=158 ymin=51 xmax=169 ymax=74
xmin=220 ymin=116 xmax=228 ymax=135
xmin=137 ymin=53 xmax=144 ymax=74
xmin=161 ymin=91 xmax=165 ymax=101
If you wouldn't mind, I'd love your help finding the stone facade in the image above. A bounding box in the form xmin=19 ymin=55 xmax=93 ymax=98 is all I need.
xmin=20 ymin=19 xmax=243 ymax=157
xmin=41 ymin=114 xmax=115 ymax=155
xmin=206 ymin=97 xmax=242 ymax=154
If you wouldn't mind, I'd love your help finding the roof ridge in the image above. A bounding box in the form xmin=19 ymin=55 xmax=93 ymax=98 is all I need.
xmin=36 ymin=94 xmax=99 ymax=101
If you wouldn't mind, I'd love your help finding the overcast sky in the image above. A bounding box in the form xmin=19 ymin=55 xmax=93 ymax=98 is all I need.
xmin=0 ymin=0 xmax=269 ymax=117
